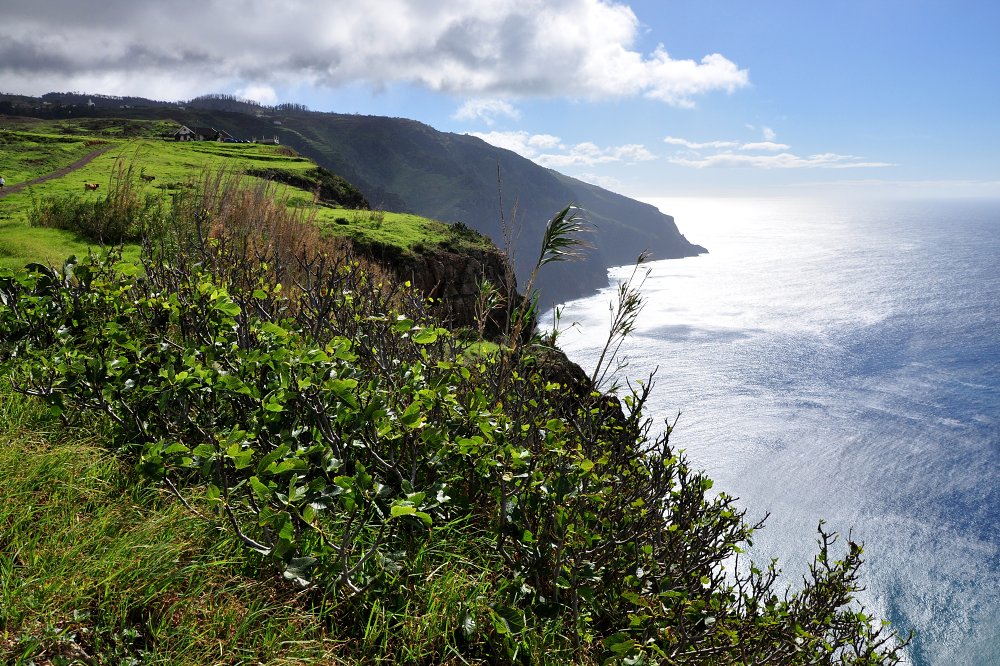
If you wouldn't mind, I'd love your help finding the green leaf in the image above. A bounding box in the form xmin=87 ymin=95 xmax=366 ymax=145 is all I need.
xmin=545 ymin=418 xmax=565 ymax=433
xmin=390 ymin=504 xmax=417 ymax=518
xmin=112 ymin=261 xmax=140 ymax=277
xmin=261 ymin=321 xmax=287 ymax=337
xmin=604 ymin=632 xmax=635 ymax=655
xmin=276 ymin=513 xmax=295 ymax=542
xmin=400 ymin=401 xmax=423 ymax=428
xmin=249 ymin=476 xmax=271 ymax=502
xmin=214 ymin=300 xmax=241 ymax=317
xmin=414 ymin=511 xmax=433 ymax=527
xmin=232 ymin=450 xmax=254 ymax=470
xmin=412 ymin=327 xmax=438 ymax=344
xmin=328 ymin=378 xmax=358 ymax=407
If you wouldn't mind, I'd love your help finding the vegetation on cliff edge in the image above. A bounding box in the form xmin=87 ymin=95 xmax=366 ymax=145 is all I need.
xmin=0 ymin=171 xmax=908 ymax=663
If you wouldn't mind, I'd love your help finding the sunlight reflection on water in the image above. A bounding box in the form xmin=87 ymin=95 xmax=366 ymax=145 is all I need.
xmin=547 ymin=197 xmax=1000 ymax=666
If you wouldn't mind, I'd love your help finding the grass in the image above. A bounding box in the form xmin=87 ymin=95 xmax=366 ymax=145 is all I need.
xmin=0 ymin=118 xmax=492 ymax=271
xmin=0 ymin=222 xmax=130 ymax=271
xmin=0 ymin=384 xmax=343 ymax=665
xmin=0 ymin=130 xmax=109 ymax=184
xmin=318 ymin=207 xmax=491 ymax=254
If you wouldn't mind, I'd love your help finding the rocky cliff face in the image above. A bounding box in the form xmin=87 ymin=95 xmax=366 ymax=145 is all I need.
xmin=350 ymin=241 xmax=517 ymax=336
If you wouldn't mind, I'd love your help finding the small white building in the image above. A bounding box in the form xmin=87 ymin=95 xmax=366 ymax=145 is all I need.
xmin=173 ymin=125 xmax=197 ymax=141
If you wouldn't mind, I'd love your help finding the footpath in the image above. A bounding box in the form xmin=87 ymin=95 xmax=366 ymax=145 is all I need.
xmin=0 ymin=146 xmax=114 ymax=198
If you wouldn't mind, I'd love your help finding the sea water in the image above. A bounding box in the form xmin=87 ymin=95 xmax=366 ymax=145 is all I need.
xmin=547 ymin=197 xmax=1000 ymax=665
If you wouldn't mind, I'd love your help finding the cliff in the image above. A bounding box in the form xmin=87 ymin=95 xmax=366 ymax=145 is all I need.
xmin=0 ymin=93 xmax=707 ymax=306
xmin=350 ymin=240 xmax=516 ymax=336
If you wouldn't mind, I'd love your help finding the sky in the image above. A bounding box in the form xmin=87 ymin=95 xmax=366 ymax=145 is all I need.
xmin=2 ymin=0 xmax=999 ymax=200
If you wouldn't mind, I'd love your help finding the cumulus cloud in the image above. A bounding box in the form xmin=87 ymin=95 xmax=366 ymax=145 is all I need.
xmin=235 ymin=84 xmax=279 ymax=106
xmin=468 ymin=130 xmax=656 ymax=168
xmin=0 ymin=1 xmax=748 ymax=106
xmin=453 ymin=98 xmax=521 ymax=125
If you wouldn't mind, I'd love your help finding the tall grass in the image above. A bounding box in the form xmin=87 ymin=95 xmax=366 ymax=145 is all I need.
xmin=0 ymin=384 xmax=343 ymax=665
xmin=28 ymin=157 xmax=166 ymax=244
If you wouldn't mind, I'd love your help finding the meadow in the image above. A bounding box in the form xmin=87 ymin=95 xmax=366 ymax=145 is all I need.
xmin=0 ymin=118 xmax=488 ymax=271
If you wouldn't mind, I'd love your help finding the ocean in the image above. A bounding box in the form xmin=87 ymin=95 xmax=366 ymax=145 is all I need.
xmin=547 ymin=197 xmax=1000 ymax=665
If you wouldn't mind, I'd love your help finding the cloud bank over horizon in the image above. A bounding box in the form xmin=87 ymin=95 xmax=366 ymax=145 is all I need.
xmin=663 ymin=132 xmax=897 ymax=170
xmin=465 ymin=128 xmax=895 ymax=174
xmin=0 ymin=0 xmax=748 ymax=109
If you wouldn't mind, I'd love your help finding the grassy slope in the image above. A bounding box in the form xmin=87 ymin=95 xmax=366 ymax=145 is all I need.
xmin=0 ymin=385 xmax=342 ymax=665
xmin=0 ymin=118 xmax=491 ymax=270
xmin=0 ymin=383 xmax=518 ymax=665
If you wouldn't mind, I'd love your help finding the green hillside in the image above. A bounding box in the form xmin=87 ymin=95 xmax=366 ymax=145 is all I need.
xmin=1 ymin=94 xmax=706 ymax=305
xmin=0 ymin=117 xmax=491 ymax=271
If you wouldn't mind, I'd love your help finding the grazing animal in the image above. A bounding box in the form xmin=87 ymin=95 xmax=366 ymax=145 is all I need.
xmin=84 ymin=182 xmax=100 ymax=191
xmin=140 ymin=174 xmax=156 ymax=183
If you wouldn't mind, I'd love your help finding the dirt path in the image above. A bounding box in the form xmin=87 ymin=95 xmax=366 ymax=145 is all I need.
xmin=0 ymin=146 xmax=115 ymax=198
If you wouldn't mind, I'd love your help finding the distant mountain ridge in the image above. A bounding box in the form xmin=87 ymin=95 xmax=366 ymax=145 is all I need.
xmin=0 ymin=92 xmax=706 ymax=304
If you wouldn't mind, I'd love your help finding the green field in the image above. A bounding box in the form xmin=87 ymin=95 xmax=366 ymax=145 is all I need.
xmin=0 ymin=118 xmax=490 ymax=270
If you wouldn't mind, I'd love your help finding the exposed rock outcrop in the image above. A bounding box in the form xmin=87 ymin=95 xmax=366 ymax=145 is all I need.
xmin=350 ymin=241 xmax=517 ymax=336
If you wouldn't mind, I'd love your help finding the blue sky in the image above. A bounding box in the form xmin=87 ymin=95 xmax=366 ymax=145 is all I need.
xmin=3 ymin=1 xmax=998 ymax=199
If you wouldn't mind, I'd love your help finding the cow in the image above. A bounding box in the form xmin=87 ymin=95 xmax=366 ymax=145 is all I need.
xmin=84 ymin=183 xmax=100 ymax=191
xmin=140 ymin=174 xmax=155 ymax=183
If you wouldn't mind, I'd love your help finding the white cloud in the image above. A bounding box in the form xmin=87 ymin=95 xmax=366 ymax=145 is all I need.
xmin=663 ymin=131 xmax=894 ymax=169
xmin=468 ymin=130 xmax=657 ymax=168
xmin=739 ymin=141 xmax=791 ymax=151
xmin=665 ymin=135 xmax=791 ymax=152
xmin=574 ymin=172 xmax=626 ymax=190
xmin=664 ymin=136 xmax=739 ymax=150
xmin=0 ymin=1 xmax=749 ymax=106
xmin=452 ymin=98 xmax=521 ymax=125
xmin=667 ymin=152 xmax=896 ymax=169
xmin=235 ymin=84 xmax=278 ymax=106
